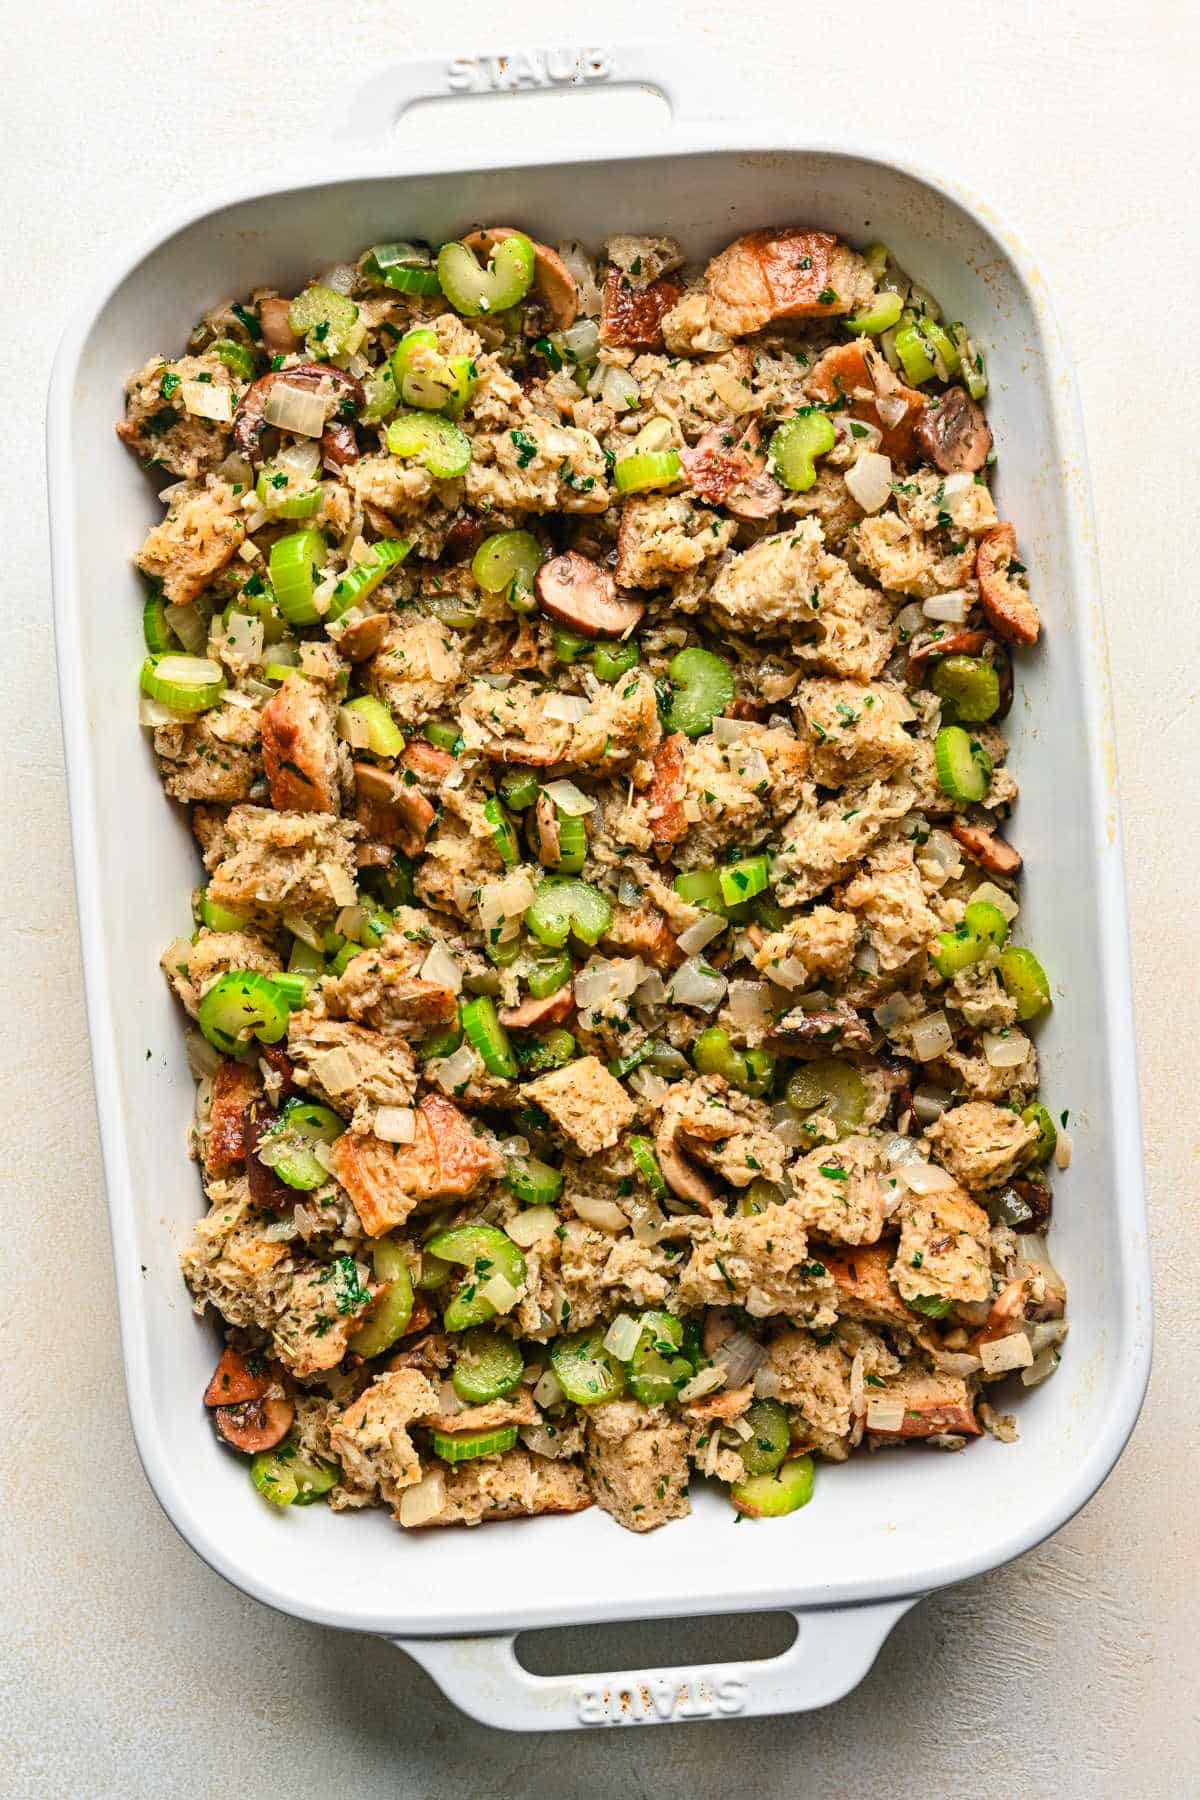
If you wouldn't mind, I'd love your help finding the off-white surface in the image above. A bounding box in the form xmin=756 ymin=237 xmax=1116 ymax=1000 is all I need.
xmin=4 ymin=0 xmax=1197 ymax=1792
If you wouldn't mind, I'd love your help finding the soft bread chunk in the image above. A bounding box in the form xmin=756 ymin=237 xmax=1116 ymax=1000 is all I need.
xmin=704 ymin=229 xmax=874 ymax=337
xmin=330 ymin=1094 xmax=501 ymax=1236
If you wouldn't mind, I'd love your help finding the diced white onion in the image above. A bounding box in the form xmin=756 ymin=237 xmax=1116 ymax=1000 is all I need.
xmin=218 ymin=452 xmax=254 ymax=488
xmin=543 ymin=693 xmax=590 ymax=724
xmin=320 ymin=861 xmax=357 ymax=907
xmin=162 ymin=601 xmax=209 ymax=654
xmin=139 ymin=694 xmax=190 ymax=728
xmin=875 ymin=393 xmax=908 ymax=430
xmin=873 ymin=991 xmax=917 ymax=1032
xmin=970 ymin=880 xmax=1019 ymax=922
xmin=677 ymin=1366 xmax=727 ymax=1404
xmin=569 ymin=1193 xmax=628 ymax=1233
xmin=283 ymin=911 xmax=323 ymax=951
xmin=910 ymin=1009 xmax=954 ymax=1062
xmin=542 ymin=779 xmax=593 ymax=817
xmin=628 ymin=1066 xmax=669 ymax=1106
xmin=728 ymin=980 xmax=772 ymax=1031
xmin=676 ymin=913 xmax=727 ymax=956
xmin=667 ymin=958 xmax=728 ymax=1012
xmin=770 ymin=1102 xmax=813 ymax=1149
xmin=574 ymin=956 xmax=644 ymax=1011
xmin=478 ymin=1272 xmax=519 ymax=1314
xmin=714 ymin=1331 xmax=766 ymax=1388
xmin=306 ymin=1046 xmax=358 ymax=1097
xmin=980 ymin=1332 xmax=1034 ymax=1375
xmin=897 ymin=1157 xmax=959 ymax=1195
xmin=1021 ymin=1348 xmax=1061 ymax=1387
xmin=935 ymin=1351 xmax=983 ymax=1378
xmin=1055 ymin=1127 xmax=1073 ymax=1170
xmin=533 ymin=1366 xmax=565 ymax=1410
xmin=865 ymin=1398 xmax=906 ymax=1432
xmin=633 ymin=970 xmax=667 ymax=1006
xmin=221 ymin=611 xmax=263 ymax=662
xmin=924 ymin=829 xmax=963 ymax=875
xmin=1028 ymin=1319 xmax=1069 ymax=1356
xmin=262 ymin=382 xmax=328 ymax=437
xmin=711 ymin=715 xmax=751 ymax=745
xmin=478 ymin=872 xmax=536 ymax=938
xmin=184 ymin=1028 xmax=222 ymax=1078
xmin=603 ymin=1314 xmax=643 ymax=1362
xmin=507 ymin=1206 xmax=559 ymax=1248
xmin=318 ymin=262 xmax=359 ymax=295
xmin=598 ymin=363 xmax=641 ymax=412
xmin=922 ymin=589 xmax=971 ymax=624
xmin=220 ymin=688 xmax=258 ymax=712
xmin=431 ymin=1042 xmax=482 ymax=1093
xmin=765 ymin=956 xmax=811 ymax=993
xmin=398 ymin=1469 xmax=446 ymax=1527
xmin=420 ymin=940 xmax=462 ymax=994
xmin=853 ymin=941 xmax=880 ymax=976
xmin=627 ymin=1197 xmax=670 ymax=1244
xmin=983 ymin=1030 xmax=1030 ymax=1069
xmin=844 ymin=452 xmax=893 ymax=513
xmin=373 ymin=1106 xmax=415 ymax=1144
xmin=913 ymin=1084 xmax=953 ymax=1125
xmin=275 ymin=438 xmax=323 ymax=482
xmin=562 ymin=317 xmax=601 ymax=362
xmin=180 ymin=380 xmax=234 ymax=423
xmin=840 ymin=416 xmax=883 ymax=456
xmin=708 ymin=365 xmax=760 ymax=413
xmin=520 ymin=1423 xmax=571 ymax=1460
xmin=882 ymin=1132 xmax=923 ymax=1168
xmin=940 ymin=470 xmax=974 ymax=509
xmin=336 ymin=905 xmax=368 ymax=942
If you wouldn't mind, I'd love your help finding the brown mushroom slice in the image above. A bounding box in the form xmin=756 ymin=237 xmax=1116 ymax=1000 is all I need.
xmin=950 ymin=820 xmax=1023 ymax=876
xmin=654 ymin=1115 xmax=719 ymax=1212
xmin=353 ymin=761 xmax=436 ymax=858
xmin=533 ymin=792 xmax=561 ymax=867
xmin=976 ymin=522 xmax=1040 ymax=645
xmin=232 ymin=364 xmax=365 ymax=465
xmin=258 ymin=296 xmax=302 ymax=355
xmin=533 ymin=551 xmax=645 ymax=639
xmin=906 ymin=628 xmax=992 ymax=678
xmin=769 ymin=1005 xmax=872 ymax=1050
xmin=915 ymin=385 xmax=993 ymax=473
xmin=322 ymin=418 xmax=360 ymax=469
xmin=463 ymin=227 xmax=579 ymax=330
xmin=499 ymin=987 xmax=574 ymax=1031
xmin=214 ymin=1394 xmax=295 ymax=1454
xmin=338 ymin=612 xmax=391 ymax=662
xmin=204 ymin=1347 xmax=271 ymax=1409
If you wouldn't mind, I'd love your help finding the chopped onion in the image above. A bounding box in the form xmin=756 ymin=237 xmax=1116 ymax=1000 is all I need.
xmin=940 ymin=470 xmax=974 ymax=510
xmin=218 ymin=452 xmax=254 ymax=488
xmin=913 ymin=1084 xmax=953 ymax=1125
xmin=935 ymin=1351 xmax=983 ymax=1378
xmin=910 ymin=1009 xmax=953 ymax=1062
xmin=431 ymin=1042 xmax=482 ymax=1093
xmin=336 ymin=905 xmax=368 ymax=942
xmin=875 ymin=392 xmax=908 ymax=430
xmin=897 ymin=1157 xmax=959 ymax=1195
xmin=840 ymin=416 xmax=883 ymax=455
xmin=668 ymin=958 xmax=728 ymax=1012
xmin=873 ymin=991 xmax=917 ymax=1033
xmin=922 ymin=589 xmax=971 ymax=624
xmin=713 ymin=1331 xmax=765 ymax=1388
xmin=770 ymin=1102 xmax=812 ymax=1149
xmin=627 ymin=1196 xmax=670 ymax=1244
xmin=478 ymin=1272 xmax=519 ymax=1314
xmin=603 ymin=1314 xmax=643 ymax=1361
xmin=558 ymin=242 xmax=603 ymax=317
xmin=1021 ymin=1348 xmax=1061 ymax=1388
xmin=542 ymin=779 xmax=593 ymax=817
xmin=180 ymin=380 xmax=234 ymax=423
xmin=306 ymin=1046 xmax=359 ymax=1097
xmin=1055 ymin=1127 xmax=1073 ymax=1170
xmin=980 ymin=1332 xmax=1034 ymax=1376
xmin=320 ymin=861 xmax=357 ymax=908
xmin=970 ymin=880 xmax=1019 ymax=922
xmin=507 ymin=1205 xmax=559 ymax=1248
xmin=1029 ymin=1319 xmax=1069 ymax=1357
xmin=844 ymin=451 xmax=893 ymax=513
xmin=709 ymin=365 xmax=760 ymax=413
xmin=318 ymin=261 xmax=358 ymax=295
xmin=628 ymin=1066 xmax=669 ymax=1106
xmin=764 ymin=956 xmax=812 ymax=993
xmin=520 ymin=1423 xmax=570 ymax=1460
xmin=569 ymin=1192 xmax=628 ymax=1233
xmin=373 ymin=1106 xmax=415 ymax=1144
xmin=398 ymin=1469 xmax=446 ymax=1528
xmin=282 ymin=912 xmax=323 ymax=952
xmin=163 ymin=601 xmax=209 ymax=655
xmin=275 ymin=438 xmax=323 ymax=482
xmin=574 ymin=956 xmax=643 ymax=1011
xmin=420 ymin=940 xmax=462 ymax=994
xmin=532 ymin=1366 xmax=565 ymax=1410
xmin=853 ymin=941 xmax=880 ymax=976
xmin=983 ymin=1029 xmax=1030 ymax=1069
xmin=677 ymin=1366 xmax=726 ymax=1404
xmin=221 ymin=611 xmax=263 ymax=663
xmin=334 ymin=706 xmax=370 ymax=753
xmin=220 ymin=688 xmax=258 ymax=712
xmin=865 ymin=1397 xmax=906 ymax=1432
xmin=562 ymin=319 xmax=601 ymax=365
xmin=263 ymin=382 xmax=329 ymax=437
xmin=924 ymin=829 xmax=963 ymax=876
xmin=676 ymin=912 xmax=727 ymax=956
xmin=184 ymin=1027 xmax=223 ymax=1078
xmin=633 ymin=970 xmax=667 ymax=1006
xmin=477 ymin=873 xmax=535 ymax=939
xmin=139 ymin=694 xmax=190 ymax=728
xmin=711 ymin=715 xmax=751 ymax=745
xmin=728 ymin=979 xmax=772 ymax=1031
xmin=543 ymin=693 xmax=590 ymax=724
xmin=882 ymin=1132 xmax=923 ymax=1168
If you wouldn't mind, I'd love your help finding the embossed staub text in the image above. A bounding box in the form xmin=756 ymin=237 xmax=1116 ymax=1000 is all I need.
xmin=574 ymin=1674 xmax=749 ymax=1726
xmin=445 ymin=50 xmax=612 ymax=95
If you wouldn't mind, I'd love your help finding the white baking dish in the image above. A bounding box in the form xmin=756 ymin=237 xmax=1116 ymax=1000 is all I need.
xmin=48 ymin=43 xmax=1152 ymax=1731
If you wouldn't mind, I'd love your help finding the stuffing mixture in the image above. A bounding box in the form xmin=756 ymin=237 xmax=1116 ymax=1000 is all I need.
xmin=120 ymin=222 xmax=1068 ymax=1533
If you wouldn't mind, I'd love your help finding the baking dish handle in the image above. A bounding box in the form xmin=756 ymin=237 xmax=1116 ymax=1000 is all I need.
xmin=388 ymin=1596 xmax=921 ymax=1731
xmin=336 ymin=40 xmax=747 ymax=145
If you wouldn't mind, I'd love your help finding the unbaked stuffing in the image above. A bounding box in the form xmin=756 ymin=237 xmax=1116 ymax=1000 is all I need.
xmin=123 ymin=221 xmax=1066 ymax=1532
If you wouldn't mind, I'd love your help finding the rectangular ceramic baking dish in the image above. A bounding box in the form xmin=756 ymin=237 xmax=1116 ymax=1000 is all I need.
xmin=47 ymin=43 xmax=1152 ymax=1731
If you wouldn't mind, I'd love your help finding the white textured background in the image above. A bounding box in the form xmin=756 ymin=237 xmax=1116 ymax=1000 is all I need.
xmin=5 ymin=0 xmax=1198 ymax=1792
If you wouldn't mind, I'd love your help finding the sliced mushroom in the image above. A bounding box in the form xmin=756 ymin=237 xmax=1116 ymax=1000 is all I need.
xmin=232 ymin=364 xmax=365 ymax=466
xmin=950 ymin=820 xmax=1023 ymax=876
xmin=353 ymin=761 xmax=436 ymax=857
xmin=770 ymin=1005 xmax=872 ymax=1049
xmin=258 ymin=296 xmax=301 ymax=355
xmin=915 ymin=385 xmax=993 ymax=473
xmin=259 ymin=1044 xmax=299 ymax=1105
xmin=338 ymin=612 xmax=391 ymax=662
xmin=462 ymin=228 xmax=579 ymax=330
xmin=679 ymin=421 xmax=784 ymax=520
xmin=214 ymin=1393 xmax=295 ymax=1454
xmin=204 ymin=1347 xmax=271 ymax=1409
xmin=499 ymin=987 xmax=575 ymax=1030
xmin=533 ymin=792 xmax=561 ymax=867
xmin=906 ymin=628 xmax=992 ymax=677
xmin=441 ymin=510 xmax=485 ymax=563
xmin=244 ymin=1097 xmax=295 ymax=1210
xmin=533 ymin=551 xmax=645 ymax=639
xmin=1005 ymin=1176 xmax=1053 ymax=1231
xmin=654 ymin=1112 xmax=720 ymax=1212
xmin=356 ymin=837 xmax=395 ymax=869
xmin=976 ymin=522 xmax=1040 ymax=645
xmin=322 ymin=417 xmax=360 ymax=469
